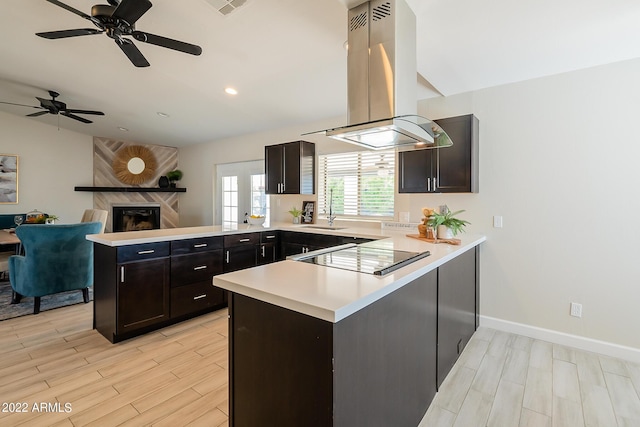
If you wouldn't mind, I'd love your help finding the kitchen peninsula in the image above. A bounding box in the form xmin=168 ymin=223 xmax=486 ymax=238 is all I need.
xmin=87 ymin=224 xmax=484 ymax=426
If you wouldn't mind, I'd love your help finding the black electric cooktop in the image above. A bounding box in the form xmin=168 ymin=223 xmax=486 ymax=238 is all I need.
xmin=299 ymin=245 xmax=430 ymax=276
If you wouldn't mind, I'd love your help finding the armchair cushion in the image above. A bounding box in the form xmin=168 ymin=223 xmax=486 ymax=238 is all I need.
xmin=9 ymin=222 xmax=102 ymax=299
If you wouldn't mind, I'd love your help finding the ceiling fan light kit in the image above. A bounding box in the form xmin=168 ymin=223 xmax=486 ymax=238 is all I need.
xmin=36 ymin=0 xmax=203 ymax=68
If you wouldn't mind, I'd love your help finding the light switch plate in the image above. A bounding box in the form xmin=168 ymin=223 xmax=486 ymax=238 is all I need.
xmin=493 ymin=216 xmax=503 ymax=228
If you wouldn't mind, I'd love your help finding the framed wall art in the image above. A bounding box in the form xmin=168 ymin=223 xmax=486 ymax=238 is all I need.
xmin=302 ymin=200 xmax=315 ymax=224
xmin=0 ymin=154 xmax=18 ymax=204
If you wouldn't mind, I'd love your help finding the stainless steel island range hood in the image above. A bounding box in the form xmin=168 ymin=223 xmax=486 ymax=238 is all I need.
xmin=310 ymin=0 xmax=452 ymax=150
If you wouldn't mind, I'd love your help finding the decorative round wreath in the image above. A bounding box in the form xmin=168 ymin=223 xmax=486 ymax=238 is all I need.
xmin=112 ymin=145 xmax=157 ymax=185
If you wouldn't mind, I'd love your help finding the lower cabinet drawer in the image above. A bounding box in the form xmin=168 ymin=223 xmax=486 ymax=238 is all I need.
xmin=170 ymin=281 xmax=224 ymax=318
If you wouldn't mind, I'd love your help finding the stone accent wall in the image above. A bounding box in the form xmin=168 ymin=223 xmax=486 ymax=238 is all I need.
xmin=92 ymin=137 xmax=180 ymax=232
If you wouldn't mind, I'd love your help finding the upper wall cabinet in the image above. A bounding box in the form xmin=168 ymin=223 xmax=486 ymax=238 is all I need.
xmin=398 ymin=114 xmax=479 ymax=193
xmin=265 ymin=141 xmax=315 ymax=195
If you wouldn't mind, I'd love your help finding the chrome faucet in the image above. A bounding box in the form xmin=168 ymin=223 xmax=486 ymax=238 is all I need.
xmin=327 ymin=189 xmax=336 ymax=226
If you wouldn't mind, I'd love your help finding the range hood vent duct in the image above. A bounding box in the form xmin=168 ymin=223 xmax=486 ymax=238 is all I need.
xmin=308 ymin=0 xmax=452 ymax=150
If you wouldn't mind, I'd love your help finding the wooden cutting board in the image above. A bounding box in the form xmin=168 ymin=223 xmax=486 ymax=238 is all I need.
xmin=406 ymin=234 xmax=461 ymax=245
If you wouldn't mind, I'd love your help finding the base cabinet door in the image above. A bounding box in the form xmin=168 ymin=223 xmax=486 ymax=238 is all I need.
xmin=437 ymin=247 xmax=477 ymax=387
xmin=117 ymin=258 xmax=170 ymax=334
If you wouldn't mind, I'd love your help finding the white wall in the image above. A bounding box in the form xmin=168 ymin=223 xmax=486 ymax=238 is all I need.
xmin=0 ymin=111 xmax=94 ymax=223
xmin=405 ymin=57 xmax=640 ymax=349
xmin=178 ymin=117 xmax=351 ymax=226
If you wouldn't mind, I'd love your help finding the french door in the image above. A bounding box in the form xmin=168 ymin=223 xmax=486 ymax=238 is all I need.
xmin=216 ymin=160 xmax=269 ymax=227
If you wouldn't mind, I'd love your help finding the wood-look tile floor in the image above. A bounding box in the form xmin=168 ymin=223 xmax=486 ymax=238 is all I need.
xmin=0 ymin=303 xmax=229 ymax=426
xmin=421 ymin=327 xmax=640 ymax=427
xmin=2 ymin=302 xmax=640 ymax=426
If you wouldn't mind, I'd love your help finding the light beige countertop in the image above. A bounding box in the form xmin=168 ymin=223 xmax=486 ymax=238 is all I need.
xmin=214 ymin=231 xmax=485 ymax=322
xmin=87 ymin=223 xmax=485 ymax=323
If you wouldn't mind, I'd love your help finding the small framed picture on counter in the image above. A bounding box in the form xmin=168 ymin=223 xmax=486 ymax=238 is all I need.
xmin=302 ymin=200 xmax=315 ymax=224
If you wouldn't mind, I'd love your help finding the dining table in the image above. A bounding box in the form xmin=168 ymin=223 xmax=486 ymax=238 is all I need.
xmin=0 ymin=229 xmax=21 ymax=254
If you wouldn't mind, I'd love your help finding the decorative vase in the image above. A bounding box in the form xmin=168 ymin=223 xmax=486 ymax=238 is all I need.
xmin=158 ymin=176 xmax=169 ymax=188
xmin=437 ymin=225 xmax=454 ymax=239
xmin=292 ymin=217 xmax=300 ymax=224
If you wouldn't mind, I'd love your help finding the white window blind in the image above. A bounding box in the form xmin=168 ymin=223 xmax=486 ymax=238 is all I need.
xmin=318 ymin=150 xmax=395 ymax=220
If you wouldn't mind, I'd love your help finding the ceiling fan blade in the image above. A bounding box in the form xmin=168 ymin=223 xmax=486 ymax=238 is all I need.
xmin=0 ymin=101 xmax=43 ymax=110
xmin=61 ymin=112 xmax=92 ymax=124
xmin=112 ymin=0 xmax=152 ymax=26
xmin=132 ymin=31 xmax=202 ymax=56
xmin=36 ymin=28 xmax=103 ymax=39
xmin=26 ymin=111 xmax=50 ymax=118
xmin=115 ymin=39 xmax=150 ymax=67
xmin=64 ymin=109 xmax=105 ymax=116
xmin=45 ymin=0 xmax=93 ymax=21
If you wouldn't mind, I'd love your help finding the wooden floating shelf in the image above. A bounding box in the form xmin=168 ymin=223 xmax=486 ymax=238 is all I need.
xmin=74 ymin=186 xmax=186 ymax=193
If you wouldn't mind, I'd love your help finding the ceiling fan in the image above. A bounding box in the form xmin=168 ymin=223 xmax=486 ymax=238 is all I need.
xmin=36 ymin=0 xmax=202 ymax=67
xmin=0 ymin=90 xmax=105 ymax=124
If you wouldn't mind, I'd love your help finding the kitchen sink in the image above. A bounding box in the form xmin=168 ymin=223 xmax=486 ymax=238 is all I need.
xmin=303 ymin=225 xmax=346 ymax=230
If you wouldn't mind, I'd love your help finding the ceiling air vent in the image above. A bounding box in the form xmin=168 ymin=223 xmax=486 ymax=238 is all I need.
xmin=206 ymin=0 xmax=247 ymax=16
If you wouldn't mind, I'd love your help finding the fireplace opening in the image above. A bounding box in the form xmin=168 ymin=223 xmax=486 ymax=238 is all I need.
xmin=113 ymin=206 xmax=160 ymax=232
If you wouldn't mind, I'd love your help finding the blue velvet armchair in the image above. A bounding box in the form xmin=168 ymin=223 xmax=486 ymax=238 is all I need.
xmin=8 ymin=222 xmax=102 ymax=314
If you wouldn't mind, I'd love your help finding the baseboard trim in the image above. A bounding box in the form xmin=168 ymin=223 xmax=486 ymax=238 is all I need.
xmin=480 ymin=315 xmax=640 ymax=363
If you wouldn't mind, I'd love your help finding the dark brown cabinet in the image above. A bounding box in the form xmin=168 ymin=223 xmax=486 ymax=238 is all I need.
xmin=265 ymin=140 xmax=315 ymax=194
xmin=257 ymin=231 xmax=280 ymax=265
xmin=279 ymin=231 xmax=341 ymax=258
xmin=399 ymin=114 xmax=479 ymax=193
xmin=170 ymin=236 xmax=225 ymax=319
xmin=118 ymin=257 xmax=170 ymax=334
xmin=223 ymin=233 xmax=260 ymax=272
xmin=94 ymin=241 xmax=171 ymax=343
xmin=437 ymin=246 xmax=478 ymax=388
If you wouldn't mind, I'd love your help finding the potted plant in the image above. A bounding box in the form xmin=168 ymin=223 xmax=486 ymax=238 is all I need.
xmin=166 ymin=169 xmax=183 ymax=188
xmin=288 ymin=207 xmax=303 ymax=224
xmin=45 ymin=214 xmax=59 ymax=224
xmin=427 ymin=207 xmax=470 ymax=239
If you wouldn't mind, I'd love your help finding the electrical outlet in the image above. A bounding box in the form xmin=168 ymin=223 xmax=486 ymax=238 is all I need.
xmin=493 ymin=216 xmax=503 ymax=228
xmin=570 ymin=302 xmax=582 ymax=318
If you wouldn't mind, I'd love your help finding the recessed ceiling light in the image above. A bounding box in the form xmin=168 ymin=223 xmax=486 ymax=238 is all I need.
xmin=157 ymin=112 xmax=170 ymax=118
xmin=118 ymin=127 xmax=129 ymax=132
xmin=225 ymin=87 xmax=238 ymax=95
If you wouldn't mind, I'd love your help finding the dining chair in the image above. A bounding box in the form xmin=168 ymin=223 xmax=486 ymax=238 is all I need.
xmin=80 ymin=209 xmax=108 ymax=233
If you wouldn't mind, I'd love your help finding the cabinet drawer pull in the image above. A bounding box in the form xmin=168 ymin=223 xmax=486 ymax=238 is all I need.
xmin=427 ymin=178 xmax=430 ymax=192
xmin=120 ymin=266 xmax=125 ymax=283
xmin=193 ymin=294 xmax=207 ymax=300
xmin=225 ymin=251 xmax=230 ymax=263
xmin=193 ymin=265 xmax=207 ymax=271
xmin=137 ymin=249 xmax=155 ymax=255
xmin=433 ymin=177 xmax=436 ymax=191
xmin=238 ymin=238 xmax=250 ymax=243
xmin=265 ymin=235 xmax=276 ymax=239
xmin=193 ymin=243 xmax=208 ymax=248
xmin=261 ymin=245 xmax=266 ymax=257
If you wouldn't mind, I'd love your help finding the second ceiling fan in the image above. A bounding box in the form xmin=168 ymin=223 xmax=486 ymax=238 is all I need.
xmin=36 ymin=0 xmax=203 ymax=67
